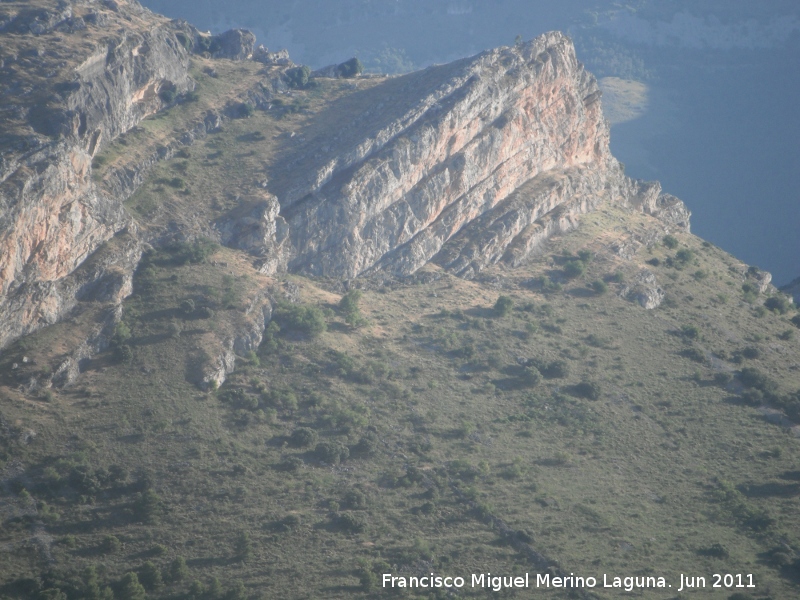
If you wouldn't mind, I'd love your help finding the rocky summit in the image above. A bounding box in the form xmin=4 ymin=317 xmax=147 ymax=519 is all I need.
xmin=1 ymin=2 xmax=799 ymax=600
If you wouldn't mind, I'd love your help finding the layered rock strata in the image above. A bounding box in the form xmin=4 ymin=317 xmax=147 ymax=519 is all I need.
xmin=1 ymin=5 xmax=690 ymax=352
xmin=0 ymin=0 xmax=199 ymax=349
xmin=263 ymin=32 xmax=688 ymax=281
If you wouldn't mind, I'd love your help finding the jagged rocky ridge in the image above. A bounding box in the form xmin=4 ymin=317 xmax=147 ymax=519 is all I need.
xmin=228 ymin=32 xmax=689 ymax=281
xmin=0 ymin=0 xmax=255 ymax=351
xmin=0 ymin=0 xmax=690 ymax=356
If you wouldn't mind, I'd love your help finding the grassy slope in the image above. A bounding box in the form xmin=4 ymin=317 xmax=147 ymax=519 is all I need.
xmin=1 ymin=58 xmax=799 ymax=600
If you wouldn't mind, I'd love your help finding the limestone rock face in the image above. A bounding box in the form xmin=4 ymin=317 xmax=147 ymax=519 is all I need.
xmin=211 ymin=29 xmax=255 ymax=61
xmin=0 ymin=0 xmax=193 ymax=349
xmin=0 ymin=14 xmax=692 ymax=352
xmin=621 ymin=269 xmax=665 ymax=309
xmin=267 ymin=32 xmax=689 ymax=280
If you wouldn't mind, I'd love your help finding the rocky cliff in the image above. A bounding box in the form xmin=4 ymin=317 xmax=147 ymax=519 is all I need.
xmin=0 ymin=0 xmax=253 ymax=350
xmin=230 ymin=33 xmax=688 ymax=282
xmin=0 ymin=1 xmax=689 ymax=352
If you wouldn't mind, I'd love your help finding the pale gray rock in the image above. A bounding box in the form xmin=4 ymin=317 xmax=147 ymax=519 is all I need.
xmin=621 ymin=269 xmax=665 ymax=309
xmin=211 ymin=29 xmax=255 ymax=61
xmin=780 ymin=276 xmax=800 ymax=304
xmin=253 ymin=46 xmax=292 ymax=66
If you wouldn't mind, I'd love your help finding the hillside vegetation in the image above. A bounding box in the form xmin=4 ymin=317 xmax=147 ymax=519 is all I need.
xmin=1 ymin=12 xmax=799 ymax=600
xmin=2 ymin=198 xmax=800 ymax=598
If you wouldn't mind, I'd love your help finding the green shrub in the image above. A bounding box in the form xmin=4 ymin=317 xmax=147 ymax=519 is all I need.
xmin=680 ymin=324 xmax=701 ymax=340
xmin=159 ymin=86 xmax=176 ymax=104
xmin=571 ymin=381 xmax=601 ymax=400
xmin=119 ymin=572 xmax=146 ymax=600
xmin=675 ymin=248 xmax=694 ymax=264
xmin=224 ymin=582 xmax=248 ymax=600
xmin=739 ymin=367 xmax=776 ymax=393
xmin=314 ymin=441 xmax=349 ymax=464
xmin=563 ymin=260 xmax=586 ymax=279
xmin=102 ymin=534 xmax=121 ymax=553
xmin=234 ymin=530 xmax=253 ymax=562
xmin=590 ymin=280 xmax=608 ymax=295
xmin=494 ymin=295 xmax=513 ymax=317
xmin=698 ymin=543 xmax=729 ymax=558
xmin=180 ymin=298 xmax=195 ymax=315
xmin=520 ymin=365 xmax=541 ymax=387
xmin=169 ymin=556 xmax=189 ymax=582
xmin=681 ymin=347 xmax=706 ymax=363
xmin=335 ymin=511 xmax=366 ymax=533
xmin=290 ymin=427 xmax=318 ymax=448
xmin=115 ymin=344 xmax=133 ymax=363
xmin=713 ymin=372 xmax=733 ymax=387
xmin=741 ymin=346 xmax=760 ymax=359
xmin=343 ymin=489 xmax=369 ymax=509
xmin=133 ymin=490 xmax=161 ymax=523
xmin=532 ymin=359 xmax=569 ymax=379
xmin=765 ymin=295 xmax=793 ymax=314
xmin=274 ymin=302 xmax=327 ymax=337
xmin=285 ymin=65 xmax=311 ymax=88
xmin=609 ymin=270 xmax=625 ymax=283
xmin=113 ymin=321 xmax=132 ymax=345
xmin=337 ymin=57 xmax=363 ymax=78
xmin=663 ymin=235 xmax=679 ymax=249
xmin=167 ymin=239 xmax=218 ymax=265
xmin=197 ymin=306 xmax=215 ymax=319
xmin=339 ymin=289 xmax=366 ymax=326
xmin=138 ymin=561 xmax=162 ymax=590
xmin=352 ymin=432 xmax=379 ymax=456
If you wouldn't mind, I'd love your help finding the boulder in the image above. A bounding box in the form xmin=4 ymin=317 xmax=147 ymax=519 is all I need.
xmin=211 ymin=29 xmax=256 ymax=61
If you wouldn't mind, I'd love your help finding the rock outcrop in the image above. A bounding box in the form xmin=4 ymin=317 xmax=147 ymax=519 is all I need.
xmin=0 ymin=4 xmax=691 ymax=352
xmin=257 ymin=32 xmax=689 ymax=281
xmin=210 ymin=29 xmax=255 ymax=61
xmin=781 ymin=277 xmax=800 ymax=305
xmin=0 ymin=0 xmax=196 ymax=349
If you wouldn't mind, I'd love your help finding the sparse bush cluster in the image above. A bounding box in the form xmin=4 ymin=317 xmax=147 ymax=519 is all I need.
xmin=528 ymin=358 xmax=569 ymax=379
xmin=285 ymin=65 xmax=311 ymax=88
xmin=338 ymin=289 xmax=367 ymax=326
xmin=273 ymin=302 xmax=327 ymax=337
xmin=336 ymin=57 xmax=363 ymax=78
xmin=494 ymin=295 xmax=513 ymax=317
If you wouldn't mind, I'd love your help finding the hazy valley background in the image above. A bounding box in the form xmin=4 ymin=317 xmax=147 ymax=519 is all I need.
xmin=140 ymin=0 xmax=800 ymax=285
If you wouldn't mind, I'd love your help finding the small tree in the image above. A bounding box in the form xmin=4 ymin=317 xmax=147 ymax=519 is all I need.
xmin=315 ymin=441 xmax=349 ymax=464
xmin=133 ymin=489 xmax=161 ymax=523
xmin=285 ymin=65 xmax=311 ymax=88
xmin=494 ymin=295 xmax=513 ymax=317
xmin=339 ymin=289 xmax=365 ymax=326
xmin=188 ymin=580 xmax=205 ymax=600
xmin=663 ymin=234 xmax=679 ymax=249
xmin=563 ymin=260 xmax=586 ymax=279
xmin=591 ymin=280 xmax=608 ymax=295
xmin=169 ymin=556 xmax=189 ymax=582
xmin=234 ymin=530 xmax=253 ymax=563
xmin=180 ymin=298 xmax=195 ymax=315
xmin=139 ymin=561 xmax=162 ymax=591
xmin=118 ymin=573 xmax=146 ymax=600
xmin=572 ymin=381 xmax=601 ymax=400
xmin=290 ymin=427 xmax=318 ymax=448
xmin=337 ymin=57 xmax=363 ymax=78
xmin=224 ymin=582 xmax=248 ymax=600
xmin=765 ymin=295 xmax=793 ymax=314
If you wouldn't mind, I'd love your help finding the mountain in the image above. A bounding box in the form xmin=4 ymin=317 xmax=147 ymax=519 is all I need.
xmin=1 ymin=1 xmax=799 ymax=599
